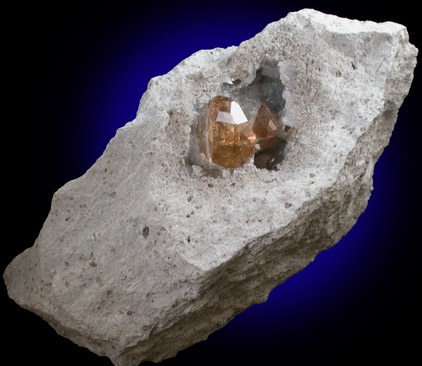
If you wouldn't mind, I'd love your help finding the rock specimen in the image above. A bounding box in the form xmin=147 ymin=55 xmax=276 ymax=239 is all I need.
xmin=3 ymin=9 xmax=417 ymax=366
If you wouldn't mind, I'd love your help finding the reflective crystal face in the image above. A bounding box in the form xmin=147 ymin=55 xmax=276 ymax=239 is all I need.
xmin=253 ymin=103 xmax=283 ymax=153
xmin=207 ymin=96 xmax=256 ymax=168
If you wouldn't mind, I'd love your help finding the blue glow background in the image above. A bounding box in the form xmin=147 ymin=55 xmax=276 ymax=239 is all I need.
xmin=3 ymin=1 xmax=420 ymax=365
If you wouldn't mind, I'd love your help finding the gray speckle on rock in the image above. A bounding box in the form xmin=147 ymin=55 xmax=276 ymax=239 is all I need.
xmin=3 ymin=9 xmax=417 ymax=366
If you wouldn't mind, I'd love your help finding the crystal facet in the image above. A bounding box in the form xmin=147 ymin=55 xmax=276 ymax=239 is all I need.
xmin=253 ymin=103 xmax=283 ymax=153
xmin=207 ymin=96 xmax=256 ymax=168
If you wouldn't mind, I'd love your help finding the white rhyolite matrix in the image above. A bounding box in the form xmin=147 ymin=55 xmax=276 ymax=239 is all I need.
xmin=4 ymin=9 xmax=417 ymax=366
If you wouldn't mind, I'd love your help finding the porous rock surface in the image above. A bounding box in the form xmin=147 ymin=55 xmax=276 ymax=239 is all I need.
xmin=4 ymin=9 xmax=417 ymax=366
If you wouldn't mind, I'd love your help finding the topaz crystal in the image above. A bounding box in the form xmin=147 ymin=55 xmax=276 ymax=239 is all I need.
xmin=206 ymin=96 xmax=256 ymax=168
xmin=253 ymin=103 xmax=283 ymax=153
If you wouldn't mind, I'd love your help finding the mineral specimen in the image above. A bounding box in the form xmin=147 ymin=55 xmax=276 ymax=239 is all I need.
xmin=252 ymin=103 xmax=283 ymax=153
xmin=205 ymin=96 xmax=256 ymax=168
xmin=3 ymin=9 xmax=417 ymax=366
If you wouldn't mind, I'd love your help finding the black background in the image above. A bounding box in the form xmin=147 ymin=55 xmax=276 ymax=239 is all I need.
xmin=3 ymin=1 xmax=421 ymax=365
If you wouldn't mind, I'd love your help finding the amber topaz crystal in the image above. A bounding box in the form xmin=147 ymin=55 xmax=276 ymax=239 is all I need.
xmin=207 ymin=96 xmax=256 ymax=168
xmin=252 ymin=103 xmax=283 ymax=153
